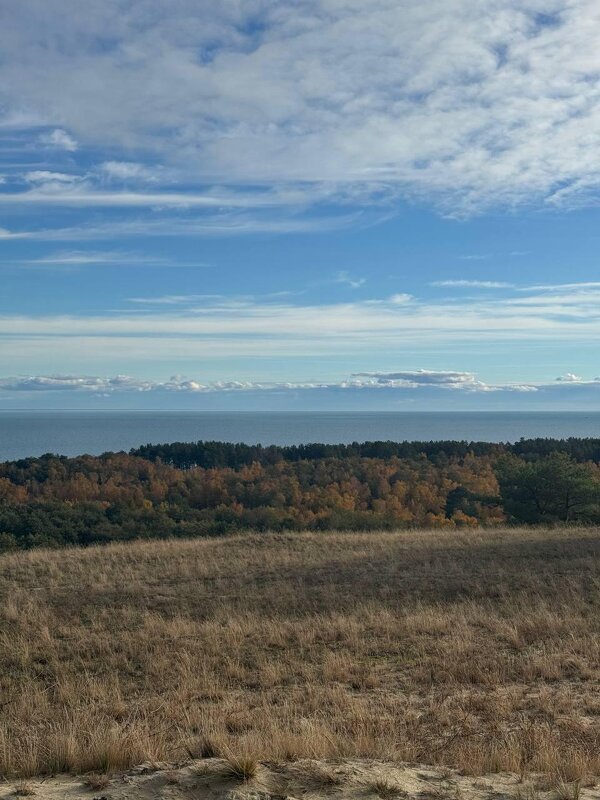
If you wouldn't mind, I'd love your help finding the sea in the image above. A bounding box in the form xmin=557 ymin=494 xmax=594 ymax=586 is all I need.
xmin=2 ymin=411 xmax=600 ymax=461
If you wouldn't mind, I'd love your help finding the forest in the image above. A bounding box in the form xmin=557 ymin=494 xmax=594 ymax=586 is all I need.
xmin=1 ymin=437 xmax=600 ymax=552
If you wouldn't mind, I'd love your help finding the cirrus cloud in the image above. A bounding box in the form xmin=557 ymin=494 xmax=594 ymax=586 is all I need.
xmin=0 ymin=1 xmax=599 ymax=215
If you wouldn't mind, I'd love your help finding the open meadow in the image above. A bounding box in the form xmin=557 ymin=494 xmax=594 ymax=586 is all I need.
xmin=1 ymin=527 xmax=600 ymax=790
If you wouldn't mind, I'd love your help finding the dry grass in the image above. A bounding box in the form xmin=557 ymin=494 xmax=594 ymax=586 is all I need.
xmin=10 ymin=782 xmax=35 ymax=797
xmin=1 ymin=528 xmax=600 ymax=780
xmin=368 ymin=777 xmax=408 ymax=798
xmin=221 ymin=750 xmax=260 ymax=781
xmin=81 ymin=773 xmax=110 ymax=790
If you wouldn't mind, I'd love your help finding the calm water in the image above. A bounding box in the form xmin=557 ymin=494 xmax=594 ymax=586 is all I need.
xmin=2 ymin=411 xmax=600 ymax=460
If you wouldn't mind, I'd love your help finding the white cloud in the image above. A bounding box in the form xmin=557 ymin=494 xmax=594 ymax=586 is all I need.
xmin=37 ymin=128 xmax=78 ymax=151
xmin=0 ymin=187 xmax=284 ymax=208
xmin=4 ymin=369 xmax=600 ymax=396
xmin=431 ymin=280 xmax=515 ymax=289
xmin=0 ymin=211 xmax=357 ymax=240
xmin=335 ymin=271 xmax=366 ymax=289
xmin=0 ymin=374 xmax=315 ymax=393
xmin=98 ymin=161 xmax=163 ymax=182
xmin=0 ymin=289 xmax=587 ymax=338
xmin=5 ymin=281 xmax=600 ymax=370
xmin=16 ymin=250 xmax=180 ymax=268
xmin=0 ymin=374 xmax=214 ymax=393
xmin=0 ymin=227 xmax=32 ymax=240
xmin=353 ymin=369 xmax=487 ymax=390
xmin=556 ymin=372 xmax=583 ymax=382
xmin=26 ymin=250 xmax=132 ymax=266
xmin=129 ymin=294 xmax=246 ymax=305
xmin=25 ymin=170 xmax=79 ymax=183
xmin=0 ymin=2 xmax=599 ymax=213
xmin=520 ymin=281 xmax=600 ymax=292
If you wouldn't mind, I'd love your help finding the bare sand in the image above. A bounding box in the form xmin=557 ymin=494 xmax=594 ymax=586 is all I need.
xmin=2 ymin=759 xmax=598 ymax=800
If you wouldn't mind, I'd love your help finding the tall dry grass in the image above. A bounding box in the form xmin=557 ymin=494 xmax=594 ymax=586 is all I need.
xmin=1 ymin=528 xmax=600 ymax=779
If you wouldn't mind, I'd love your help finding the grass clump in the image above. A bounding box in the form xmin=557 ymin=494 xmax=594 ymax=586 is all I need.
xmin=82 ymin=773 xmax=110 ymax=791
xmin=12 ymin=782 xmax=35 ymax=797
xmin=368 ymin=777 xmax=408 ymax=798
xmin=222 ymin=752 xmax=260 ymax=781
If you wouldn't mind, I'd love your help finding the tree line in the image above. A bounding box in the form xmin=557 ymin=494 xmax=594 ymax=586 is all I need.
xmin=1 ymin=438 xmax=600 ymax=552
xmin=131 ymin=436 xmax=600 ymax=468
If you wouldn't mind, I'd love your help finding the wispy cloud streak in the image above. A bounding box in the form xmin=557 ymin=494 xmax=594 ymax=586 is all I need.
xmin=1 ymin=2 xmax=600 ymax=216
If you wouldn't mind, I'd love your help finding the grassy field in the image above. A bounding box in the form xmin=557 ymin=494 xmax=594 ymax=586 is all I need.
xmin=1 ymin=527 xmax=600 ymax=781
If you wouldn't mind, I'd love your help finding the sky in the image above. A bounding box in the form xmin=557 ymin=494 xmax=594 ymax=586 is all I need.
xmin=2 ymin=0 xmax=600 ymax=410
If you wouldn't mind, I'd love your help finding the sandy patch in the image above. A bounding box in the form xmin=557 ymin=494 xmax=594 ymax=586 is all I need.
xmin=1 ymin=760 xmax=598 ymax=800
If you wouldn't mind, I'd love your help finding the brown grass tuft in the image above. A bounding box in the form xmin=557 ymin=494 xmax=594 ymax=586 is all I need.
xmin=555 ymin=781 xmax=582 ymax=800
xmin=187 ymin=735 xmax=221 ymax=759
xmin=82 ymin=773 xmax=110 ymax=791
xmin=368 ymin=777 xmax=408 ymax=798
xmin=12 ymin=782 xmax=35 ymax=797
xmin=221 ymin=752 xmax=260 ymax=781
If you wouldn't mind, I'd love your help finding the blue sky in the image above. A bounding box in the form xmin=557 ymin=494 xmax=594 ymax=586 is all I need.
xmin=2 ymin=0 xmax=600 ymax=410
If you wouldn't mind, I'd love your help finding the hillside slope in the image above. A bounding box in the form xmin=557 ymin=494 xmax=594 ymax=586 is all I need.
xmin=1 ymin=528 xmax=600 ymax=780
